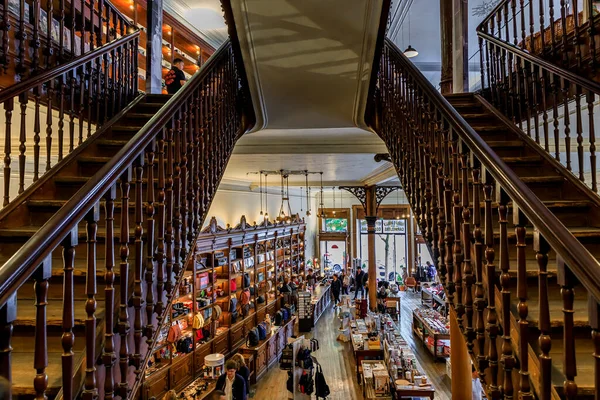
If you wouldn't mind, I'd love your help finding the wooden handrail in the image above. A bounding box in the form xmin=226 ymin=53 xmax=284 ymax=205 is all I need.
xmin=0 ymin=39 xmax=234 ymax=308
xmin=0 ymin=31 xmax=140 ymax=104
xmin=383 ymin=38 xmax=600 ymax=302
xmin=477 ymin=30 xmax=600 ymax=95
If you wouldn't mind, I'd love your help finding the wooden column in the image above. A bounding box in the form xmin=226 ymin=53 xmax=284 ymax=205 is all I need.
xmin=365 ymin=186 xmax=377 ymax=311
xmin=145 ymin=0 xmax=163 ymax=94
xmin=450 ymin=307 xmax=472 ymax=398
xmin=452 ymin=0 xmax=469 ymax=92
xmin=407 ymin=212 xmax=414 ymax=277
xmin=440 ymin=0 xmax=453 ymax=94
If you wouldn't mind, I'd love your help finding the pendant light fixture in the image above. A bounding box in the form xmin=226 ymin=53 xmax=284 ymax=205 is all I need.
xmin=305 ymin=171 xmax=311 ymax=216
xmin=319 ymin=172 xmax=325 ymax=218
xmin=332 ymin=186 xmax=336 ymax=216
xmin=279 ymin=172 xmax=286 ymax=219
xmin=396 ymin=188 xmax=400 ymax=220
xmin=259 ymin=172 xmax=264 ymax=216
xmin=264 ymin=173 xmax=269 ymax=219
xmin=403 ymin=9 xmax=418 ymax=58
xmin=300 ymin=186 xmax=303 ymax=213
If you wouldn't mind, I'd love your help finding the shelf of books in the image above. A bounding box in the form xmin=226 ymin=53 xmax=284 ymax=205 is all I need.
xmin=142 ymin=214 xmax=306 ymax=399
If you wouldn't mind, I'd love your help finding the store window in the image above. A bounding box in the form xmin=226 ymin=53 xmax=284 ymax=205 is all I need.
xmin=357 ymin=218 xmax=407 ymax=281
xmin=323 ymin=218 xmax=347 ymax=232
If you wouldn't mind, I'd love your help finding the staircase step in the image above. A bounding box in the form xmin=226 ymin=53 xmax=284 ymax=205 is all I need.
xmin=549 ymin=337 xmax=596 ymax=398
xmin=501 ymin=155 xmax=544 ymax=164
xmin=14 ymin=300 xmax=106 ymax=330
xmin=520 ymin=176 xmax=565 ymax=184
xmin=486 ymin=140 xmax=525 ymax=148
xmin=12 ymin=351 xmax=66 ymax=397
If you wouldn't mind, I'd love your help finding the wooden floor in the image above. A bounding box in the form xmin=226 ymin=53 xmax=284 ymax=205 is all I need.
xmin=252 ymin=291 xmax=452 ymax=399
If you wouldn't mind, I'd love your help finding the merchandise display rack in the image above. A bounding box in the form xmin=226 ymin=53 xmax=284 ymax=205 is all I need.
xmin=420 ymin=285 xmax=447 ymax=317
xmin=142 ymin=215 xmax=306 ymax=399
xmin=411 ymin=308 xmax=450 ymax=361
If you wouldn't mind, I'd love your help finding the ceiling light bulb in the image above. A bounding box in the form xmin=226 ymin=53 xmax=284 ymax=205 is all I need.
xmin=403 ymin=45 xmax=418 ymax=58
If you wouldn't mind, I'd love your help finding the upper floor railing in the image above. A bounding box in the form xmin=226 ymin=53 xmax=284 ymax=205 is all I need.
xmin=477 ymin=0 xmax=600 ymax=194
xmin=0 ymin=38 xmax=253 ymax=400
xmin=0 ymin=0 xmax=134 ymax=78
xmin=370 ymin=37 xmax=600 ymax=400
xmin=0 ymin=30 xmax=139 ymax=207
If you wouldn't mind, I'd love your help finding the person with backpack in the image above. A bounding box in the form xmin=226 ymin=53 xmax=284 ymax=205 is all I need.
xmin=165 ymin=58 xmax=187 ymax=94
xmin=342 ymin=272 xmax=350 ymax=295
xmin=353 ymin=266 xmax=365 ymax=300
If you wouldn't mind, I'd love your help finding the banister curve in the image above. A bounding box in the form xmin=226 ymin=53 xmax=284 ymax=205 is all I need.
xmin=0 ymin=39 xmax=235 ymax=308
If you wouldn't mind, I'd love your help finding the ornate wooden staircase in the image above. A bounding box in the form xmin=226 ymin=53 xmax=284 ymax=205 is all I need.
xmin=0 ymin=36 xmax=253 ymax=400
xmin=369 ymin=38 xmax=600 ymax=400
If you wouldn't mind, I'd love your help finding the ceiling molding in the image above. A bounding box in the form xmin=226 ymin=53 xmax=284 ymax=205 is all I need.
xmin=232 ymin=142 xmax=388 ymax=154
xmin=230 ymin=0 xmax=268 ymax=132
xmin=360 ymin=163 xmax=398 ymax=186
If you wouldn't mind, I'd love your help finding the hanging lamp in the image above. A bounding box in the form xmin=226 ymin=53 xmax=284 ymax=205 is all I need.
xmin=305 ymin=172 xmax=311 ymax=216
xmin=300 ymin=186 xmax=303 ymax=213
xmin=264 ymin=174 xmax=269 ymax=219
xmin=332 ymin=186 xmax=336 ymax=216
xmin=396 ymin=187 xmax=400 ymax=219
xmin=279 ymin=171 xmax=286 ymax=220
xmin=259 ymin=172 xmax=263 ymax=216
xmin=403 ymin=10 xmax=418 ymax=58
xmin=319 ymin=172 xmax=325 ymax=218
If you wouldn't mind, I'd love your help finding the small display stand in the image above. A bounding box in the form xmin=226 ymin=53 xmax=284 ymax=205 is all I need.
xmin=412 ymin=308 xmax=450 ymax=361
xmin=298 ymin=291 xmax=313 ymax=332
xmin=204 ymin=353 xmax=224 ymax=379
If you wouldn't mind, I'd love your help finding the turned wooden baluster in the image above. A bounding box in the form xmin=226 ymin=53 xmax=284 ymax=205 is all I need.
xmin=558 ymin=260 xmax=578 ymax=400
xmin=103 ymin=186 xmax=117 ymax=400
xmin=155 ymin=130 xmax=166 ymax=315
xmin=46 ymin=79 xmax=54 ymax=172
xmin=436 ymin=124 xmax=447 ymax=287
xmin=520 ymin=59 xmax=532 ymax=138
xmin=78 ymin=63 xmax=85 ymax=144
xmin=180 ymin=105 xmax=189 ymax=256
xmin=45 ymin=0 xmax=53 ymax=68
xmin=0 ymin=293 xmax=16 ymax=400
xmin=444 ymin=128 xmax=455 ymax=302
xmin=18 ymin=94 xmax=27 ymax=194
xmin=62 ymin=231 xmax=78 ymax=400
xmin=58 ymin=0 xmax=65 ymax=62
xmin=33 ymin=257 xmax=51 ymax=400
xmin=530 ymin=63 xmax=540 ymax=145
xmin=484 ymin=175 xmax=500 ymax=400
xmin=83 ymin=206 xmax=99 ymax=400
xmin=165 ymin=124 xmax=175 ymax=297
xmin=588 ymin=0 xmax=597 ymax=71
xmin=551 ymin=75 xmax=561 ymax=161
xmin=16 ymin=0 xmax=28 ymax=77
xmin=587 ymin=90 xmax=598 ymax=193
xmin=575 ymin=86 xmax=584 ymax=182
xmin=3 ymin=99 xmax=13 ymax=207
xmin=428 ymin=116 xmax=440 ymax=273
xmin=58 ymin=74 xmax=66 ymax=161
xmin=534 ymin=232 xmax=552 ymax=400
xmin=472 ymin=162 xmax=486 ymax=379
xmin=187 ymin=98 xmax=196 ymax=246
xmin=117 ymin=170 xmax=131 ymax=398
xmin=499 ymin=190 xmax=514 ymax=399
xmin=461 ymin=152 xmax=474 ymax=353
xmin=562 ymin=79 xmax=572 ymax=171
xmin=145 ymin=142 xmax=156 ymax=341
xmin=514 ymin=209 xmax=532 ymax=399
xmin=173 ymin=115 xmax=183 ymax=279
xmin=0 ymin=0 xmax=9 ymax=72
xmin=452 ymin=137 xmax=464 ymax=326
xmin=33 ymin=86 xmax=41 ymax=181
xmin=559 ymin=0 xmax=569 ymax=65
xmin=590 ymin=296 xmax=600 ymax=400
xmin=192 ymin=92 xmax=201 ymax=233
xmin=132 ymin=158 xmax=144 ymax=373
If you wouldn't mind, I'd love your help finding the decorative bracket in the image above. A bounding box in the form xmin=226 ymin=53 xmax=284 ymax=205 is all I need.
xmin=339 ymin=185 xmax=402 ymax=215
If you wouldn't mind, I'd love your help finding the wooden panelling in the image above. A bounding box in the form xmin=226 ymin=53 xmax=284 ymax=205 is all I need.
xmin=142 ymin=368 xmax=169 ymax=400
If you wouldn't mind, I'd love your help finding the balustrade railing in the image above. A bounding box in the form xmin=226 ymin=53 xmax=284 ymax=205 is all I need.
xmin=0 ymin=30 xmax=138 ymax=207
xmin=372 ymin=38 xmax=600 ymax=400
xmin=0 ymin=0 xmax=134 ymax=77
xmin=477 ymin=0 xmax=600 ymax=194
xmin=0 ymin=39 xmax=251 ymax=399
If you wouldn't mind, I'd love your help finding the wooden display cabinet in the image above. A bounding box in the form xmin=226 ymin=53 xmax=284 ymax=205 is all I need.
xmin=142 ymin=215 xmax=305 ymax=398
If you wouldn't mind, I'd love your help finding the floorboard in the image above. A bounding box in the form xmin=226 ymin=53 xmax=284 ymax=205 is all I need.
xmin=251 ymin=291 xmax=453 ymax=399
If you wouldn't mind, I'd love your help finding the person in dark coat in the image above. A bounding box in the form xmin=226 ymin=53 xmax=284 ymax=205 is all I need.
xmin=331 ymin=274 xmax=342 ymax=307
xmin=216 ymin=360 xmax=247 ymax=400
xmin=354 ymin=266 xmax=365 ymax=300
xmin=232 ymin=353 xmax=251 ymax=395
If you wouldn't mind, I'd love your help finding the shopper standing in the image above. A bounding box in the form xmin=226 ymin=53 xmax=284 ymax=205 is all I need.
xmin=331 ymin=274 xmax=342 ymax=307
xmin=306 ymin=268 xmax=316 ymax=290
xmin=216 ymin=360 xmax=247 ymax=400
xmin=165 ymin=58 xmax=187 ymax=94
xmin=342 ymin=272 xmax=350 ymax=295
xmin=353 ymin=266 xmax=365 ymax=300
xmin=232 ymin=354 xmax=250 ymax=396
